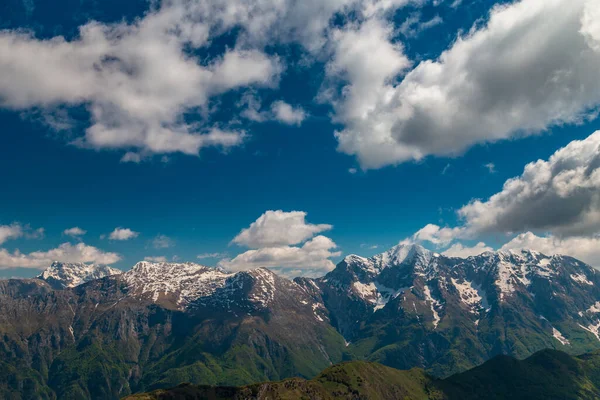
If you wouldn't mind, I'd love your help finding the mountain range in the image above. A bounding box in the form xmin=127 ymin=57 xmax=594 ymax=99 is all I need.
xmin=2 ymin=244 xmax=600 ymax=399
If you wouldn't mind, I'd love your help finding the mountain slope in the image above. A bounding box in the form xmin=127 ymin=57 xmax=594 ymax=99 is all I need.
xmin=0 ymin=264 xmax=348 ymax=399
xmin=124 ymin=349 xmax=600 ymax=400
xmin=125 ymin=361 xmax=442 ymax=400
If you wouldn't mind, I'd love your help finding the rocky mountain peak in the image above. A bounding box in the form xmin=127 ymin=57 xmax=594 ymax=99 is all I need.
xmin=38 ymin=261 xmax=121 ymax=289
xmin=373 ymin=243 xmax=435 ymax=270
xmin=123 ymin=261 xmax=234 ymax=308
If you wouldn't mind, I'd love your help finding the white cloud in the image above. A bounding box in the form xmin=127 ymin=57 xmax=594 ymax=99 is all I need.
xmin=120 ymin=152 xmax=143 ymax=163
xmin=402 ymin=131 xmax=600 ymax=264
xmin=0 ymin=223 xmax=25 ymax=245
xmin=232 ymin=210 xmax=332 ymax=248
xmin=152 ymin=234 xmax=174 ymax=249
xmin=360 ymin=243 xmax=379 ymax=249
xmin=0 ymin=223 xmax=44 ymax=244
xmin=225 ymin=210 xmax=340 ymax=277
xmin=348 ymin=167 xmax=358 ymax=174
xmin=270 ymin=101 xmax=306 ymax=125
xmin=501 ymin=232 xmax=600 ymax=267
xmin=484 ymin=163 xmax=496 ymax=174
xmin=324 ymin=18 xmax=412 ymax=168
xmin=459 ymin=131 xmax=600 ymax=237
xmin=0 ymin=1 xmax=283 ymax=159
xmin=63 ymin=227 xmax=87 ymax=237
xmin=412 ymin=223 xmax=465 ymax=246
xmin=333 ymin=0 xmax=600 ymax=169
xmin=0 ymin=242 xmax=121 ymax=269
xmin=0 ymin=0 xmax=420 ymax=163
xmin=219 ymin=235 xmax=340 ymax=276
xmin=582 ymin=0 xmax=600 ymax=52
xmin=399 ymin=12 xmax=442 ymax=38
xmin=144 ymin=256 xmax=168 ymax=262
xmin=197 ymin=252 xmax=228 ymax=259
xmin=108 ymin=227 xmax=139 ymax=241
xmin=442 ymin=242 xmax=493 ymax=258
xmin=239 ymin=94 xmax=306 ymax=125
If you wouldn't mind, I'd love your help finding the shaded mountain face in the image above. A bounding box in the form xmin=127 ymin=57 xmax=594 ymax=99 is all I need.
xmin=38 ymin=261 xmax=122 ymax=289
xmin=3 ymin=246 xmax=600 ymax=399
xmin=124 ymin=349 xmax=600 ymax=400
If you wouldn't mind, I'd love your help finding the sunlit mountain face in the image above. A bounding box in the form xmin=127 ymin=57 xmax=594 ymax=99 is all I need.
xmin=1 ymin=0 xmax=600 ymax=398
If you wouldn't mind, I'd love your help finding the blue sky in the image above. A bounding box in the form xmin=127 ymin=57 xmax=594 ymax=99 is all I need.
xmin=1 ymin=0 xmax=600 ymax=278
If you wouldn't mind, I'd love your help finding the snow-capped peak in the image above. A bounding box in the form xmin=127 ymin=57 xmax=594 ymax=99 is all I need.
xmin=374 ymin=243 xmax=433 ymax=269
xmin=38 ymin=261 xmax=121 ymax=288
xmin=123 ymin=261 xmax=234 ymax=307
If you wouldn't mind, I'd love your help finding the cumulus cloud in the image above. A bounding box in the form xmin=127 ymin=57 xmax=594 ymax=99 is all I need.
xmin=442 ymin=242 xmax=493 ymax=258
xmin=0 ymin=0 xmax=421 ymax=163
xmin=501 ymin=232 xmax=600 ymax=267
xmin=0 ymin=223 xmax=25 ymax=245
xmin=219 ymin=235 xmax=340 ymax=276
xmin=63 ymin=227 xmax=87 ymax=237
xmin=232 ymin=210 xmax=332 ymax=248
xmin=459 ymin=131 xmax=600 ymax=237
xmin=412 ymin=223 xmax=465 ymax=246
xmin=224 ymin=210 xmax=339 ymax=277
xmin=402 ymin=131 xmax=600 ymax=264
xmin=0 ymin=0 xmax=285 ymax=159
xmin=108 ymin=227 xmax=139 ymax=241
xmin=239 ymin=94 xmax=306 ymax=125
xmin=332 ymin=0 xmax=600 ymax=169
xmin=0 ymin=223 xmax=44 ymax=244
xmin=0 ymin=242 xmax=121 ymax=269
xmin=324 ymin=18 xmax=412 ymax=168
xmin=270 ymin=101 xmax=306 ymax=125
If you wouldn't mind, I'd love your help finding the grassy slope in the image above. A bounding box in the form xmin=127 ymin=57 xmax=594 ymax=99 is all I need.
xmin=124 ymin=349 xmax=600 ymax=400
xmin=125 ymin=361 xmax=445 ymax=400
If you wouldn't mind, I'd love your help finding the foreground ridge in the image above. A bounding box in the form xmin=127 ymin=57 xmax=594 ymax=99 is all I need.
xmin=125 ymin=349 xmax=600 ymax=400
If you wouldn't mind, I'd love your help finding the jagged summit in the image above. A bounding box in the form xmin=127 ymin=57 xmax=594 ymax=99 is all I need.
xmin=38 ymin=261 xmax=121 ymax=289
xmin=123 ymin=261 xmax=234 ymax=307
xmin=121 ymin=262 xmax=289 ymax=310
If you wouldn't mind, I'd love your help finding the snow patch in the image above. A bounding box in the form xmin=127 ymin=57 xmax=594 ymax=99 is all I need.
xmin=352 ymin=281 xmax=378 ymax=301
xmin=586 ymin=301 xmax=600 ymax=314
xmin=124 ymin=261 xmax=233 ymax=308
xmin=312 ymin=303 xmax=324 ymax=322
xmin=373 ymin=282 xmax=411 ymax=311
xmin=248 ymin=268 xmax=277 ymax=307
xmin=423 ymin=285 xmax=441 ymax=329
xmin=579 ymin=322 xmax=600 ymax=341
xmin=451 ymin=278 xmax=489 ymax=313
xmin=552 ymin=327 xmax=570 ymax=346
xmin=571 ymin=273 xmax=593 ymax=285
